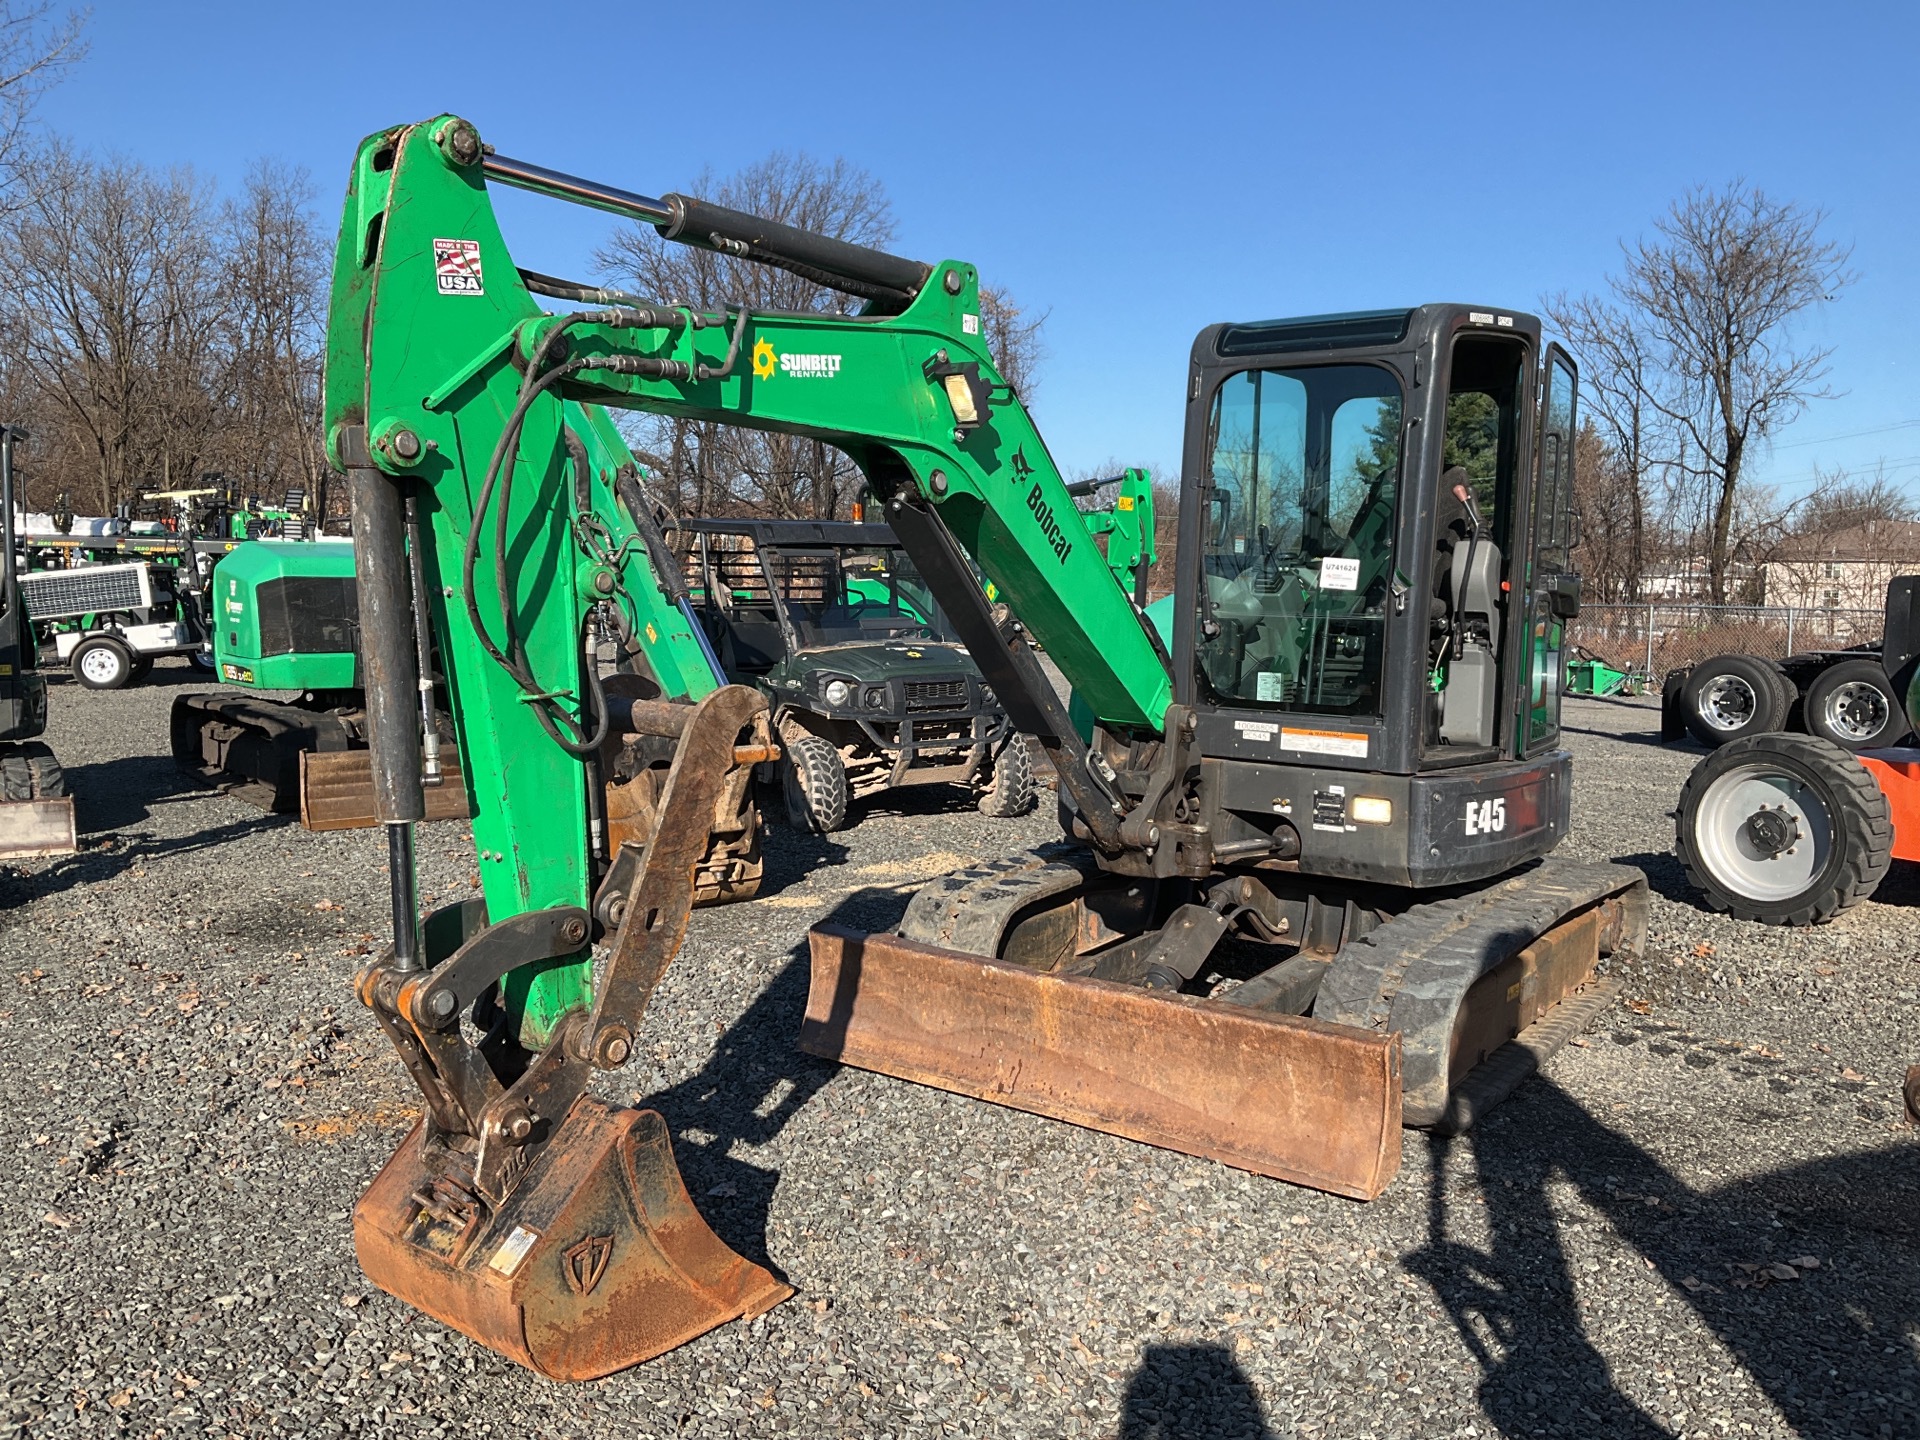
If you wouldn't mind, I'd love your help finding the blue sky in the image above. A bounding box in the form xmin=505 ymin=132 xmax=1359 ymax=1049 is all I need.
xmin=38 ymin=1 xmax=1920 ymax=499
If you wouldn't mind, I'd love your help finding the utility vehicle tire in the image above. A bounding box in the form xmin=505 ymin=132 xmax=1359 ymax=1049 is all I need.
xmin=783 ymin=733 xmax=848 ymax=833
xmin=128 ymin=655 xmax=154 ymax=683
xmin=186 ymin=647 xmax=216 ymax=672
xmin=1802 ymin=659 xmax=1907 ymax=751
xmin=1680 ymin=654 xmax=1791 ymax=748
xmin=0 ymin=742 xmax=64 ymax=801
xmin=1675 ymin=730 xmax=1891 ymax=925
xmin=71 ymin=636 xmax=134 ymax=691
xmin=978 ymin=735 xmax=1037 ymax=817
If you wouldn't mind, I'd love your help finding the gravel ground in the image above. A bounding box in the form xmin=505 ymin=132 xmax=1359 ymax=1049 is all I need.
xmin=2 ymin=661 xmax=1916 ymax=1439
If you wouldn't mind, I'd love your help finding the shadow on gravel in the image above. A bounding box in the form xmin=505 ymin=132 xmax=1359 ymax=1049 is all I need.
xmin=757 ymin=823 xmax=853 ymax=898
xmin=1117 ymin=1343 xmax=1277 ymax=1439
xmin=0 ymin=810 xmax=288 ymax=905
xmin=65 ymin=754 xmax=205 ymax=831
xmin=1612 ymin=850 xmax=1698 ymax=908
xmin=1407 ymin=1077 xmax=1920 ymax=1439
xmin=639 ymin=885 xmax=921 ymax=1276
xmin=1560 ymin=722 xmax=1671 ymax=749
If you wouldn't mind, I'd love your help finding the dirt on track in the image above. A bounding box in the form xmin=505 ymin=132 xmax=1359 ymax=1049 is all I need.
xmin=1 ymin=665 xmax=1915 ymax=1439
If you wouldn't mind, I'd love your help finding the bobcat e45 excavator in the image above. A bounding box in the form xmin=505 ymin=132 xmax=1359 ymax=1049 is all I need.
xmin=330 ymin=115 xmax=1646 ymax=1379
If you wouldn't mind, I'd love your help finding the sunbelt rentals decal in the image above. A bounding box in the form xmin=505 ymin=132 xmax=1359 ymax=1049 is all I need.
xmin=752 ymin=339 xmax=841 ymax=379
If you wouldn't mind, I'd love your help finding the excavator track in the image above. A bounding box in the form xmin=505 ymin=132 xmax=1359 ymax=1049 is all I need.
xmin=804 ymin=855 xmax=1646 ymax=1199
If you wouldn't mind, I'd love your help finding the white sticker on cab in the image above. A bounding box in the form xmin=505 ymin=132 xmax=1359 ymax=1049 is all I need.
xmin=1318 ymin=556 xmax=1360 ymax=591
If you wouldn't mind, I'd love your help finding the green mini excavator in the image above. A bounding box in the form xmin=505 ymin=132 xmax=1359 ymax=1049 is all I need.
xmin=328 ymin=115 xmax=1645 ymax=1379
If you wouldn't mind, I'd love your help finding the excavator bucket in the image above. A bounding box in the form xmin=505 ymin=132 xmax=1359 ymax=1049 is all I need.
xmin=802 ymin=858 xmax=1645 ymax=1201
xmin=355 ymin=1098 xmax=789 ymax=1380
xmin=349 ymin=684 xmax=791 ymax=1376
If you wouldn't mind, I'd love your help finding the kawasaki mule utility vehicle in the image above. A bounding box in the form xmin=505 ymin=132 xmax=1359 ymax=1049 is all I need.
xmin=682 ymin=517 xmax=1034 ymax=830
xmin=324 ymin=115 xmax=1644 ymax=1378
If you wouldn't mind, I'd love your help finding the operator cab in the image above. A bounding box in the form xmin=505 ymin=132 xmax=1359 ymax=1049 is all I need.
xmin=1168 ymin=303 xmax=1581 ymax=885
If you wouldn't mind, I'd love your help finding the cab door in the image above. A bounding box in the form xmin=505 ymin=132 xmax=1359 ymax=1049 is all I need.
xmin=1520 ymin=345 xmax=1578 ymax=754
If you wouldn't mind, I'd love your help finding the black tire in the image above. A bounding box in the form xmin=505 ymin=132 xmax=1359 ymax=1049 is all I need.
xmin=1675 ymin=731 xmax=1892 ymax=925
xmin=782 ymin=732 xmax=848 ymax=833
xmin=128 ymin=655 xmax=154 ymax=683
xmin=1680 ymin=654 xmax=1791 ymax=748
xmin=70 ymin=636 xmax=134 ymax=691
xmin=1801 ymin=659 xmax=1907 ymax=751
xmin=977 ymin=735 xmax=1037 ymax=817
xmin=0 ymin=742 xmax=61 ymax=801
xmin=186 ymin=647 xmax=216 ymax=672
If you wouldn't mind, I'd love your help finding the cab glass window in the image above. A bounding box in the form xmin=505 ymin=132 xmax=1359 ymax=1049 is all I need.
xmin=1198 ymin=364 xmax=1400 ymax=715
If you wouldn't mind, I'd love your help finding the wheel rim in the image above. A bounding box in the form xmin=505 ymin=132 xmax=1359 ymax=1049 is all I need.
xmin=79 ymin=647 xmax=122 ymax=684
xmin=1692 ymin=762 xmax=1831 ymax=902
xmin=1823 ymin=681 xmax=1889 ymax=742
xmin=1698 ymin=674 xmax=1759 ymax=732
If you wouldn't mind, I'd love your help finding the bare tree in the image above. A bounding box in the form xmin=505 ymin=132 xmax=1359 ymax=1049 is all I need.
xmin=597 ymin=152 xmax=1044 ymax=519
xmin=979 ymin=282 xmax=1047 ymax=402
xmin=1 ymin=145 xmax=221 ymax=509
xmin=1543 ymin=293 xmax=1662 ymax=598
xmin=212 ymin=159 xmax=329 ymax=515
xmin=0 ymin=2 xmax=85 ymax=210
xmin=1794 ymin=464 xmax=1919 ymax=536
xmin=1617 ymin=184 xmax=1854 ymax=602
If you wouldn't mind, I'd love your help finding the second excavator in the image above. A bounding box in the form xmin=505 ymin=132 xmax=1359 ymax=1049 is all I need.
xmin=327 ymin=115 xmax=1645 ymax=1378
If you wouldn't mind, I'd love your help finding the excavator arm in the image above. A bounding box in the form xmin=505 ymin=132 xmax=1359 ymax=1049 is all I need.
xmin=329 ymin=115 xmax=1176 ymax=1378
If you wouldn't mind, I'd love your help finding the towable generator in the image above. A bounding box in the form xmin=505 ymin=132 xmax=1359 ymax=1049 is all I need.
xmin=328 ymin=115 xmax=1645 ymax=1378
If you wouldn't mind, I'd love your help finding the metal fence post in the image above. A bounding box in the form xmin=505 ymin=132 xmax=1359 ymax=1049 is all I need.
xmin=1644 ymin=604 xmax=1655 ymax=678
xmin=1786 ymin=607 xmax=1796 ymax=656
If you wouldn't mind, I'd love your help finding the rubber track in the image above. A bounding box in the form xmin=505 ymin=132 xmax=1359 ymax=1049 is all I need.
xmin=1433 ymin=975 xmax=1623 ymax=1136
xmin=898 ymin=843 xmax=1100 ymax=957
xmin=1316 ymin=857 xmax=1649 ymax=1128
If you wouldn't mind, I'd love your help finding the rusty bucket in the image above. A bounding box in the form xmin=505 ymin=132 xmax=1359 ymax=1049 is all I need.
xmin=354 ymin=1097 xmax=791 ymax=1380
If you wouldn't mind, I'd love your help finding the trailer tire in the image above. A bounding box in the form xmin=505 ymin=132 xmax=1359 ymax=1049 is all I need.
xmin=71 ymin=636 xmax=134 ymax=691
xmin=128 ymin=655 xmax=154 ymax=683
xmin=1680 ymin=654 xmax=1791 ymax=748
xmin=978 ymin=735 xmax=1037 ymax=817
xmin=783 ymin=732 xmax=848 ymax=833
xmin=0 ymin=742 xmax=63 ymax=801
xmin=1676 ymin=731 xmax=1892 ymax=925
xmin=1802 ymin=658 xmax=1907 ymax=751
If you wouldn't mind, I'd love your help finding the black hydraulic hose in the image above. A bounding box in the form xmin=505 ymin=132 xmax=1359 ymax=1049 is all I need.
xmin=462 ymin=317 xmax=611 ymax=756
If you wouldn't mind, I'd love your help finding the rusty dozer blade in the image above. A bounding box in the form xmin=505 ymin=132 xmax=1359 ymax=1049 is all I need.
xmin=802 ymin=856 xmax=1646 ymax=1201
xmin=804 ymin=926 xmax=1403 ymax=1199
xmin=355 ymin=1100 xmax=788 ymax=1380
xmin=0 ymin=795 xmax=75 ymax=860
xmin=354 ymin=685 xmax=790 ymax=1377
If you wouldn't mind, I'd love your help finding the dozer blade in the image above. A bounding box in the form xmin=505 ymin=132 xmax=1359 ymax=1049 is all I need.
xmin=355 ymin=1097 xmax=791 ymax=1380
xmin=802 ymin=926 xmax=1404 ymax=1200
xmin=802 ymin=858 xmax=1645 ymax=1201
xmin=0 ymin=796 xmax=75 ymax=860
xmin=299 ymin=748 xmax=474 ymax=831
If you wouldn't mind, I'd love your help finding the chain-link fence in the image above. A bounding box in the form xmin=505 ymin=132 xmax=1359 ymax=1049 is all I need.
xmin=1567 ymin=603 xmax=1883 ymax=683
